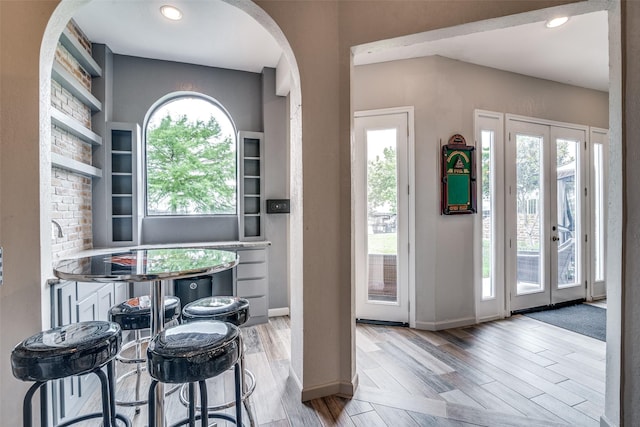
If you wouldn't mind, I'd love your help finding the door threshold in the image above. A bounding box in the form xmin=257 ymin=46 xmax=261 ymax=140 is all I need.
xmin=356 ymin=318 xmax=409 ymax=327
xmin=512 ymin=298 xmax=585 ymax=315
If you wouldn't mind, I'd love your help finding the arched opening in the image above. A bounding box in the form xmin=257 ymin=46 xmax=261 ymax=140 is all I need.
xmin=39 ymin=0 xmax=305 ymax=406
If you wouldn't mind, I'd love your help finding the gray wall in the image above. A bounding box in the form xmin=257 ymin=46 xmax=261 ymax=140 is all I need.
xmin=112 ymin=54 xmax=263 ymax=131
xmin=353 ymin=55 xmax=609 ymax=327
xmin=262 ymin=68 xmax=289 ymax=310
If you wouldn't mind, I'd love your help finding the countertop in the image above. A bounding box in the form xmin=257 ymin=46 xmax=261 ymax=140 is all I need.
xmin=48 ymin=240 xmax=271 ymax=286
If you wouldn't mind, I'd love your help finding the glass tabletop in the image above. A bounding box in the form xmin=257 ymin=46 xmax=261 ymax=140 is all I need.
xmin=53 ymin=248 xmax=238 ymax=283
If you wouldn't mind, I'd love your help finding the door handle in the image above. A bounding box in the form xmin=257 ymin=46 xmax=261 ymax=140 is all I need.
xmin=552 ymin=236 xmax=559 ymax=242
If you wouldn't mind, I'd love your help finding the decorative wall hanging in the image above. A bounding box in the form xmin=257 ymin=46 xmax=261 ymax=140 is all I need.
xmin=441 ymin=134 xmax=477 ymax=215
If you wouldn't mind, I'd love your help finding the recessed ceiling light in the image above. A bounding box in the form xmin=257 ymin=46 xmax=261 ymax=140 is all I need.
xmin=545 ymin=16 xmax=569 ymax=28
xmin=160 ymin=5 xmax=183 ymax=21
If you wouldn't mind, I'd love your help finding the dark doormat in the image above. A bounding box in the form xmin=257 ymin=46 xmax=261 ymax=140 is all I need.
xmin=524 ymin=304 xmax=606 ymax=341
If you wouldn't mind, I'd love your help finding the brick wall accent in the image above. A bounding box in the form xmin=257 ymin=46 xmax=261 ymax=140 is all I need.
xmin=51 ymin=20 xmax=94 ymax=258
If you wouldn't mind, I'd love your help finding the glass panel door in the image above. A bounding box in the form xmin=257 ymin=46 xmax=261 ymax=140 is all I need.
xmin=507 ymin=116 xmax=587 ymax=312
xmin=551 ymin=127 xmax=586 ymax=304
xmin=355 ymin=112 xmax=409 ymax=323
xmin=507 ymin=120 xmax=551 ymax=311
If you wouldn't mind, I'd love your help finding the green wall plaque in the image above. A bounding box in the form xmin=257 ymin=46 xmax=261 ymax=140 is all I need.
xmin=441 ymin=134 xmax=477 ymax=215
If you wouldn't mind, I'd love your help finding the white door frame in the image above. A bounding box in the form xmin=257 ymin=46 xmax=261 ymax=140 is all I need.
xmin=353 ymin=106 xmax=415 ymax=327
xmin=474 ymin=110 xmax=506 ymax=322
xmin=588 ymin=127 xmax=608 ymax=300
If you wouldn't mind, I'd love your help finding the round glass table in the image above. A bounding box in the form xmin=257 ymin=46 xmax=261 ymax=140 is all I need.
xmin=53 ymin=247 xmax=239 ymax=427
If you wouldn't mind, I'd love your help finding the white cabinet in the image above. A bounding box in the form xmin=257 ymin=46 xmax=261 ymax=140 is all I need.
xmin=50 ymin=281 xmax=128 ymax=425
xmin=235 ymin=248 xmax=268 ymax=325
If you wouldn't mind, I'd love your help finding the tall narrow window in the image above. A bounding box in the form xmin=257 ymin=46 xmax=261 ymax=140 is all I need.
xmin=145 ymin=96 xmax=236 ymax=216
xmin=481 ymin=130 xmax=495 ymax=299
xmin=515 ymin=134 xmax=544 ymax=295
xmin=367 ymin=128 xmax=399 ymax=303
xmin=556 ymin=138 xmax=579 ymax=288
xmin=594 ymin=143 xmax=605 ymax=281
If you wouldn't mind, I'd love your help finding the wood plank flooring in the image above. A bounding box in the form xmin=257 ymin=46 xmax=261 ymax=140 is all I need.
xmin=78 ymin=313 xmax=605 ymax=426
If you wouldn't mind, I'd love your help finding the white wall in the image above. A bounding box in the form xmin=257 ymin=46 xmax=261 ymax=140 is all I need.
xmin=353 ymin=55 xmax=608 ymax=328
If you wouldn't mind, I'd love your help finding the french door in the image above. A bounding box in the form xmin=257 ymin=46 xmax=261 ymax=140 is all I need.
xmin=354 ymin=110 xmax=412 ymax=323
xmin=506 ymin=116 xmax=587 ymax=312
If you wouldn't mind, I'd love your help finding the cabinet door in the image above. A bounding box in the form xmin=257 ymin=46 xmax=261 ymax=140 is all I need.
xmin=56 ymin=282 xmax=76 ymax=327
xmin=114 ymin=282 xmax=128 ymax=305
xmin=76 ymin=293 xmax=100 ymax=402
xmin=77 ymin=293 xmax=98 ymax=322
xmin=53 ymin=282 xmax=78 ymax=423
xmin=97 ymin=283 xmax=114 ymax=321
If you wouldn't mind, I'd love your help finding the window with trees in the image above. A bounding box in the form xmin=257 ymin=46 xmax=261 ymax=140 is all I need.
xmin=145 ymin=96 xmax=236 ymax=216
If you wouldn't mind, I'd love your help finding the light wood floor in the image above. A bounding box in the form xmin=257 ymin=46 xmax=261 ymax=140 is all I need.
xmin=81 ymin=313 xmax=605 ymax=426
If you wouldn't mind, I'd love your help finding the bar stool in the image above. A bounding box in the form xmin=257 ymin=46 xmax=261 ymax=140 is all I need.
xmin=11 ymin=321 xmax=131 ymax=427
xmin=147 ymin=320 xmax=243 ymax=427
xmin=181 ymin=296 xmax=256 ymax=426
xmin=108 ymin=295 xmax=181 ymax=413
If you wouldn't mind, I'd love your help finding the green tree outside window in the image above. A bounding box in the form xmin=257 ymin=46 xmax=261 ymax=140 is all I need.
xmin=146 ymin=97 xmax=236 ymax=215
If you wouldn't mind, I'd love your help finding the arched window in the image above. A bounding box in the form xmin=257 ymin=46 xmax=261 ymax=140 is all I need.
xmin=145 ymin=95 xmax=236 ymax=216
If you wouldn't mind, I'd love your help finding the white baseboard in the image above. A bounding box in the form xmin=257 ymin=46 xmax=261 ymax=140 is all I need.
xmin=600 ymin=414 xmax=616 ymax=427
xmin=300 ymin=375 xmax=358 ymax=401
xmin=288 ymin=363 xmax=358 ymax=402
xmin=477 ymin=314 xmax=502 ymax=324
xmin=268 ymin=307 xmax=290 ymax=317
xmin=415 ymin=316 xmax=476 ymax=331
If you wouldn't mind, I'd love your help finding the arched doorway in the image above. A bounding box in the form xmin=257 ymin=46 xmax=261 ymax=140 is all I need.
xmin=39 ymin=0 xmax=304 ymax=393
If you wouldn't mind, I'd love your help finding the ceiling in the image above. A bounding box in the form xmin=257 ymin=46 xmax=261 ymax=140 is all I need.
xmin=353 ymin=10 xmax=609 ymax=92
xmin=73 ymin=2 xmax=608 ymax=92
xmin=72 ymin=0 xmax=283 ymax=73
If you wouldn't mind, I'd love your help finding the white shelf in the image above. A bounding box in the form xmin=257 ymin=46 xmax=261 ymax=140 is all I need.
xmin=51 ymin=153 xmax=102 ymax=178
xmin=52 ymin=62 xmax=102 ymax=112
xmin=51 ymin=108 xmax=102 ymax=146
xmin=59 ymin=28 xmax=102 ymax=77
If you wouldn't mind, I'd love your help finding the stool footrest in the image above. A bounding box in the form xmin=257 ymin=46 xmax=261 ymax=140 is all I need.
xmin=179 ymin=369 xmax=256 ymax=411
xmin=56 ymin=413 xmax=131 ymax=427
xmin=170 ymin=412 xmax=239 ymax=427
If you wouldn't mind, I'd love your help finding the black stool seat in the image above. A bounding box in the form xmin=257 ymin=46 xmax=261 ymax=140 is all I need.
xmin=182 ymin=296 xmax=249 ymax=326
xmin=148 ymin=321 xmax=240 ymax=384
xmin=109 ymin=295 xmax=181 ymax=330
xmin=11 ymin=321 xmax=121 ymax=382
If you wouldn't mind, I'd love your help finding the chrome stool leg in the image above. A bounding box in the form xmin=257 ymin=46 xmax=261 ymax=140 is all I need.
xmin=178 ymin=334 xmax=256 ymax=426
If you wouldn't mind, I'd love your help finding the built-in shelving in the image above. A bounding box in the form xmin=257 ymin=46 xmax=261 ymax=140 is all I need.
xmin=107 ymin=123 xmax=140 ymax=246
xmin=51 ymin=152 xmax=102 ymax=178
xmin=58 ymin=29 xmax=102 ymax=77
xmin=239 ymin=131 xmax=265 ymax=241
xmin=51 ymin=108 xmax=102 ymax=146
xmin=51 ymin=62 xmax=102 ymax=112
